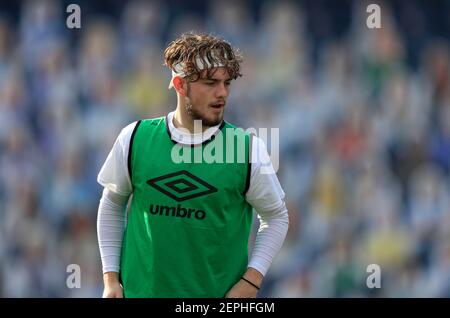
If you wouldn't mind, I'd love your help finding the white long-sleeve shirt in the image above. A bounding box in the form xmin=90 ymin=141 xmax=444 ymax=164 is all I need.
xmin=97 ymin=111 xmax=289 ymax=276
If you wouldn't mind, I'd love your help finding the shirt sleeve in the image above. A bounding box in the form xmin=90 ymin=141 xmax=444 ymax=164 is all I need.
xmin=97 ymin=122 xmax=137 ymax=196
xmin=97 ymin=188 xmax=129 ymax=273
xmin=245 ymin=136 xmax=289 ymax=276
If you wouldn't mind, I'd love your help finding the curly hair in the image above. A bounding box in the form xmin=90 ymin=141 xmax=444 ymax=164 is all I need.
xmin=164 ymin=32 xmax=243 ymax=82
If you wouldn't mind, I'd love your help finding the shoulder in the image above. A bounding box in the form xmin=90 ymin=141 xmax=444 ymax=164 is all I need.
xmin=251 ymin=135 xmax=267 ymax=150
xmin=116 ymin=121 xmax=139 ymax=145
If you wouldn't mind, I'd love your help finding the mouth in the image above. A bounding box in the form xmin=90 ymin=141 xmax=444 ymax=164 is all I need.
xmin=210 ymin=102 xmax=225 ymax=110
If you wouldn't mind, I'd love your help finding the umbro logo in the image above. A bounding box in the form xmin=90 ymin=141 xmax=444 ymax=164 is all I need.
xmin=146 ymin=170 xmax=217 ymax=202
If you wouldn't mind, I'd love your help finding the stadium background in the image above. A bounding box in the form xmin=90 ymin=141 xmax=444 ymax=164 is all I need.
xmin=1 ymin=0 xmax=450 ymax=297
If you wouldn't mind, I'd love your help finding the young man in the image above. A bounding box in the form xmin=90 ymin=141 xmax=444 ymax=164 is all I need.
xmin=97 ymin=32 xmax=289 ymax=298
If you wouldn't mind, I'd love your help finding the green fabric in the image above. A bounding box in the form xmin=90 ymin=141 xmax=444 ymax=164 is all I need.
xmin=120 ymin=116 xmax=253 ymax=297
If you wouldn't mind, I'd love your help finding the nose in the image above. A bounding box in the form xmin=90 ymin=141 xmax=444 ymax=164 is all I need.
xmin=215 ymin=82 xmax=228 ymax=99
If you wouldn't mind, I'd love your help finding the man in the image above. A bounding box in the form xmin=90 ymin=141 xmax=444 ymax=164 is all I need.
xmin=97 ymin=32 xmax=289 ymax=298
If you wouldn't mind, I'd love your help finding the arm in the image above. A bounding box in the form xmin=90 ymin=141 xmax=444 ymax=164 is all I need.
xmin=97 ymin=188 xmax=129 ymax=298
xmin=97 ymin=188 xmax=128 ymax=298
xmin=226 ymin=136 xmax=289 ymax=298
xmin=225 ymin=202 xmax=289 ymax=298
xmin=96 ymin=122 xmax=136 ymax=298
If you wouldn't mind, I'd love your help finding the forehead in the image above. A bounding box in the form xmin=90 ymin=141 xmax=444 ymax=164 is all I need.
xmin=199 ymin=67 xmax=230 ymax=80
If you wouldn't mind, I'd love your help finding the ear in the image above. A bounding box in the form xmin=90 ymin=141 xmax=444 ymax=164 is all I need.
xmin=173 ymin=76 xmax=187 ymax=97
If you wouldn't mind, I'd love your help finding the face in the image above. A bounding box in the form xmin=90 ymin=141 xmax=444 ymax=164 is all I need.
xmin=184 ymin=67 xmax=231 ymax=127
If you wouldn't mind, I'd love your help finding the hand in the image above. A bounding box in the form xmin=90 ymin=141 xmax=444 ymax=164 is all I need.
xmin=102 ymin=272 xmax=123 ymax=298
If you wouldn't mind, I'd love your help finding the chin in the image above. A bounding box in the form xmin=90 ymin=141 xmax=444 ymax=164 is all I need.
xmin=207 ymin=114 xmax=223 ymax=126
xmin=188 ymin=107 xmax=224 ymax=127
xmin=198 ymin=111 xmax=223 ymax=127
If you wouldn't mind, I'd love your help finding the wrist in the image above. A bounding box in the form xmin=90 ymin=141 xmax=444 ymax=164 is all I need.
xmin=242 ymin=267 xmax=263 ymax=288
xmin=103 ymin=272 xmax=120 ymax=285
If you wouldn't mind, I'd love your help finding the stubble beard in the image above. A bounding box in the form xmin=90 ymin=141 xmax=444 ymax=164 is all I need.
xmin=185 ymin=87 xmax=224 ymax=128
xmin=185 ymin=102 xmax=223 ymax=127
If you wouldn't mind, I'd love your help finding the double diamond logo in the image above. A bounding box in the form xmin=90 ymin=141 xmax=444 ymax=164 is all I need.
xmin=147 ymin=170 xmax=218 ymax=202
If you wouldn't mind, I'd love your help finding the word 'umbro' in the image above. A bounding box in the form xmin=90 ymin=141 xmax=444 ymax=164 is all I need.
xmin=149 ymin=203 xmax=206 ymax=220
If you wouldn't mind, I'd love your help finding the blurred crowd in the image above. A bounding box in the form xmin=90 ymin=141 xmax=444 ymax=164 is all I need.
xmin=0 ymin=0 xmax=450 ymax=297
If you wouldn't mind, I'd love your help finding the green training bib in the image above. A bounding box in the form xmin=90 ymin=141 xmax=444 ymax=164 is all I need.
xmin=120 ymin=116 xmax=253 ymax=298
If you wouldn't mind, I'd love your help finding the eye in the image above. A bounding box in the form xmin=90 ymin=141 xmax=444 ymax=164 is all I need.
xmin=225 ymin=82 xmax=231 ymax=87
xmin=205 ymin=81 xmax=215 ymax=86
